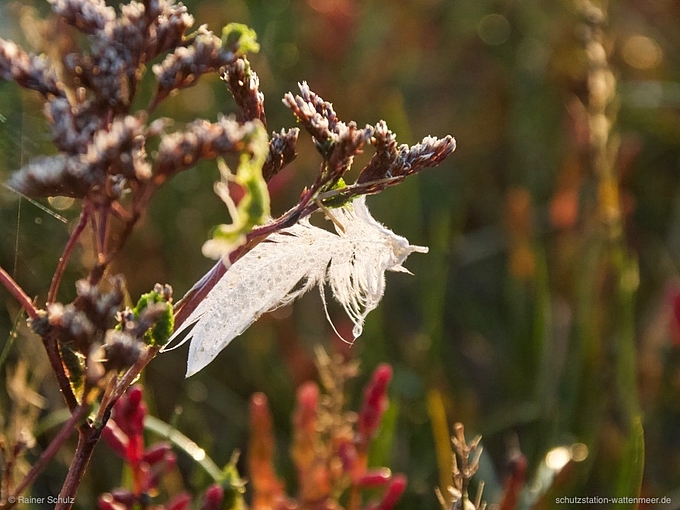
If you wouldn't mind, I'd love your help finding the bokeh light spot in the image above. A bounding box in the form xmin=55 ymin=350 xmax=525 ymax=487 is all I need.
xmin=622 ymin=35 xmax=662 ymax=70
xmin=48 ymin=196 xmax=75 ymax=210
xmin=478 ymin=14 xmax=510 ymax=46
xmin=276 ymin=42 xmax=300 ymax=68
xmin=545 ymin=446 xmax=571 ymax=470
xmin=570 ymin=443 xmax=589 ymax=462
xmin=187 ymin=379 xmax=208 ymax=402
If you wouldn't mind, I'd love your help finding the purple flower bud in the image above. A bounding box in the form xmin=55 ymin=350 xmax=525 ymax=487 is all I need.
xmin=201 ymin=483 xmax=224 ymax=510
xmin=357 ymin=364 xmax=392 ymax=442
xmin=166 ymin=493 xmax=192 ymax=510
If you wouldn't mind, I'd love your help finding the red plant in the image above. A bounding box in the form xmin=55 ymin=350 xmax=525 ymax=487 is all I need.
xmin=99 ymin=385 xmax=227 ymax=510
xmin=248 ymin=358 xmax=405 ymax=510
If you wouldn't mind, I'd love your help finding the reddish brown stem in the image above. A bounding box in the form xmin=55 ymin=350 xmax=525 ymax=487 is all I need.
xmin=0 ymin=265 xmax=39 ymax=320
xmin=42 ymin=329 xmax=79 ymax=411
xmin=46 ymin=346 xmax=161 ymax=510
xmin=98 ymin=345 xmax=161 ymax=424
xmin=173 ymin=190 xmax=317 ymax=329
xmin=172 ymin=259 xmax=226 ymax=329
xmin=90 ymin=183 xmax=156 ymax=285
xmin=110 ymin=200 xmax=132 ymax=222
xmin=4 ymin=405 xmax=89 ymax=509
xmin=97 ymin=205 xmax=110 ymax=259
xmin=1 ymin=241 xmax=78 ymax=411
xmin=47 ymin=205 xmax=90 ymax=305
xmin=55 ymin=425 xmax=100 ymax=510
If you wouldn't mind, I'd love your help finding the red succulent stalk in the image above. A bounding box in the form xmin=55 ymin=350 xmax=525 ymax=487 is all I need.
xmin=249 ymin=393 xmax=286 ymax=509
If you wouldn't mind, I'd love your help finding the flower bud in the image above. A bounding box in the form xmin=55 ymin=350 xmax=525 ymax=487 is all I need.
xmin=357 ymin=364 xmax=392 ymax=442
xmin=166 ymin=493 xmax=192 ymax=510
xmin=201 ymin=483 xmax=224 ymax=510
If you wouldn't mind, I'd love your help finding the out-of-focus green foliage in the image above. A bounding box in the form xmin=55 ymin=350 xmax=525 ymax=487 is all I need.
xmin=2 ymin=0 xmax=680 ymax=508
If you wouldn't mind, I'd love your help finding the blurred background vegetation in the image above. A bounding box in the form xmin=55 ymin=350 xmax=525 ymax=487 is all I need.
xmin=1 ymin=0 xmax=680 ymax=508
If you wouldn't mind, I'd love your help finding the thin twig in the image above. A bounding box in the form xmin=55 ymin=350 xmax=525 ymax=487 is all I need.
xmin=172 ymin=191 xmax=316 ymax=328
xmin=91 ymin=183 xmax=156 ymax=285
xmin=114 ymin=345 xmax=162 ymax=400
xmin=48 ymin=205 xmax=90 ymax=305
xmin=42 ymin=328 xmax=79 ymax=411
xmin=56 ymin=345 xmax=161 ymax=510
xmin=2 ymin=240 xmax=80 ymax=410
xmin=0 ymin=266 xmax=39 ymax=320
xmin=55 ymin=427 xmax=97 ymax=510
xmin=97 ymin=205 xmax=110 ymax=260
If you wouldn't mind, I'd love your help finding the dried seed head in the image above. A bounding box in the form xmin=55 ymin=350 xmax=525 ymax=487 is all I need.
xmin=7 ymin=155 xmax=90 ymax=199
xmin=104 ymin=330 xmax=143 ymax=372
xmin=323 ymin=121 xmax=373 ymax=186
xmin=358 ymin=130 xmax=456 ymax=184
xmin=0 ymin=38 xmax=65 ymax=98
xmin=149 ymin=1 xmax=194 ymax=57
xmin=223 ymin=57 xmax=266 ymax=126
xmin=155 ymin=117 xmax=262 ymax=178
xmin=10 ymin=112 xmax=150 ymax=199
xmin=46 ymin=96 xmax=101 ymax=155
xmin=152 ymin=283 xmax=173 ymax=302
xmin=152 ymin=25 xmax=235 ymax=104
xmin=263 ymin=127 xmax=299 ymax=181
xmin=28 ymin=311 xmax=50 ymax=336
xmin=283 ymin=83 xmax=374 ymax=187
xmin=86 ymin=114 xmax=150 ymax=183
xmin=47 ymin=302 xmax=96 ymax=350
xmin=87 ymin=39 xmax=134 ymax=109
xmin=356 ymin=120 xmax=398 ymax=184
xmin=283 ymin=82 xmax=340 ymax=153
xmin=48 ymin=0 xmax=116 ymax=34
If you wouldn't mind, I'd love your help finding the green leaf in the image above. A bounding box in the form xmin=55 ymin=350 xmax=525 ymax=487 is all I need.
xmin=319 ymin=177 xmax=357 ymax=209
xmin=202 ymin=122 xmax=270 ymax=258
xmin=222 ymin=23 xmax=260 ymax=55
xmin=368 ymin=398 xmax=399 ymax=467
xmin=614 ymin=415 xmax=645 ymax=499
xmin=220 ymin=452 xmax=248 ymax=510
xmin=130 ymin=287 xmax=175 ymax=346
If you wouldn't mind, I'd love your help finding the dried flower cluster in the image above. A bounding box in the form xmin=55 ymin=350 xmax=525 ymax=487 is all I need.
xmin=0 ymin=0 xmax=455 ymax=507
xmin=282 ymin=83 xmax=455 ymax=199
xmin=436 ymin=423 xmax=485 ymax=510
xmin=174 ymin=80 xmax=455 ymax=325
xmin=248 ymin=348 xmax=405 ymax=510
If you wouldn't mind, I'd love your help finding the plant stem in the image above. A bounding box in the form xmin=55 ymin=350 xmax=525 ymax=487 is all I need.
xmin=172 ymin=192 xmax=315 ymax=329
xmin=56 ymin=425 xmax=101 ymax=510
xmin=0 ymin=265 xmax=39 ymax=320
xmin=48 ymin=205 xmax=90 ymax=305
xmin=172 ymin=259 xmax=226 ymax=329
xmin=109 ymin=345 xmax=162 ymax=404
xmin=97 ymin=205 xmax=110 ymax=260
xmin=90 ymin=185 xmax=155 ymax=286
xmin=53 ymin=346 xmax=162 ymax=509
xmin=42 ymin=329 xmax=79 ymax=411
xmin=1 ymin=233 xmax=78 ymax=410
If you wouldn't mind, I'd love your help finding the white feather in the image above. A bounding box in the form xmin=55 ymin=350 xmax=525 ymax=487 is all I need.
xmin=170 ymin=196 xmax=427 ymax=377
